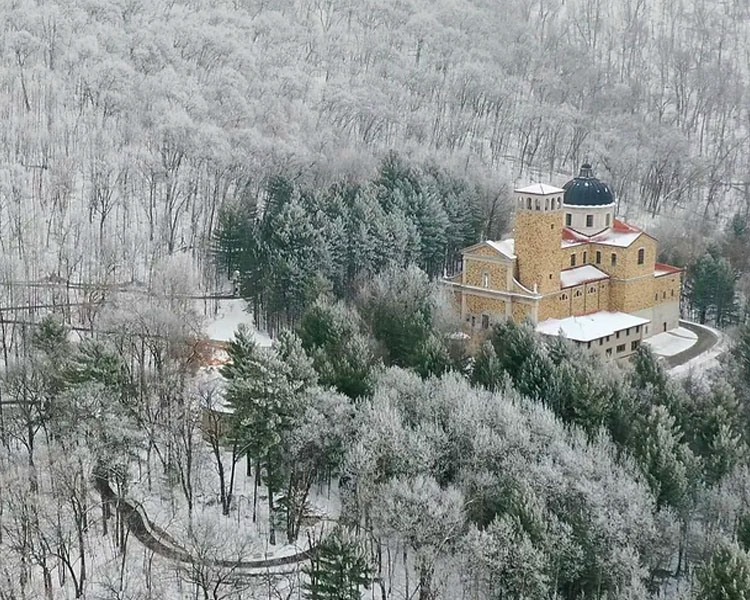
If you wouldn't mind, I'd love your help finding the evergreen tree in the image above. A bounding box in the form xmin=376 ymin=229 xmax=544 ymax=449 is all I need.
xmin=637 ymin=405 xmax=695 ymax=510
xmin=411 ymin=189 xmax=449 ymax=278
xmin=211 ymin=205 xmax=251 ymax=279
xmin=31 ymin=315 xmax=70 ymax=360
xmin=471 ymin=341 xmax=505 ymax=391
xmin=686 ymin=251 xmax=739 ymax=326
xmin=297 ymin=299 xmax=377 ymax=398
xmin=221 ymin=324 xmax=310 ymax=536
xmin=733 ymin=323 xmax=750 ymax=386
xmin=695 ymin=543 xmax=750 ymax=600
xmin=303 ymin=530 xmax=370 ymax=600
xmin=357 ymin=265 xmax=437 ymax=370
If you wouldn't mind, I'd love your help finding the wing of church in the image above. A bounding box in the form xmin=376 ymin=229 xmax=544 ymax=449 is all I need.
xmin=443 ymin=164 xmax=683 ymax=360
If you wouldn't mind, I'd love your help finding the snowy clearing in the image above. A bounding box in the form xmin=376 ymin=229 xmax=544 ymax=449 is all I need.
xmin=202 ymin=298 xmax=273 ymax=346
xmin=644 ymin=327 xmax=698 ymax=357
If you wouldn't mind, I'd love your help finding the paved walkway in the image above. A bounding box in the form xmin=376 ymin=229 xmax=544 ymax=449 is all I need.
xmin=93 ymin=472 xmax=317 ymax=576
xmin=663 ymin=320 xmax=721 ymax=369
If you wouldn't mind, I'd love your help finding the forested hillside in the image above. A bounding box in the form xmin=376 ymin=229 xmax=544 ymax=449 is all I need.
xmin=1 ymin=0 xmax=749 ymax=294
xmin=4 ymin=1 xmax=750 ymax=598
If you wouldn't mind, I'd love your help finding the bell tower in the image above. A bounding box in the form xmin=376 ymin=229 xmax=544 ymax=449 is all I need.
xmin=514 ymin=183 xmax=564 ymax=295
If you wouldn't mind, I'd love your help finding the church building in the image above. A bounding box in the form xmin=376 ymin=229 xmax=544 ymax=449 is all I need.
xmin=444 ymin=164 xmax=683 ymax=360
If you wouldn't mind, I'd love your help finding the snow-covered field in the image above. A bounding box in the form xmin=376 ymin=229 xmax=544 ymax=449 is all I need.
xmin=202 ymin=299 xmax=273 ymax=346
xmin=644 ymin=327 xmax=698 ymax=357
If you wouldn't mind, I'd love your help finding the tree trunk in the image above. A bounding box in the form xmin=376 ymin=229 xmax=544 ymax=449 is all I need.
xmin=267 ymin=465 xmax=276 ymax=545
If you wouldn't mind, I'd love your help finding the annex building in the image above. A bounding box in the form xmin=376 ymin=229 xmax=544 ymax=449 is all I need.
xmin=444 ymin=164 xmax=683 ymax=360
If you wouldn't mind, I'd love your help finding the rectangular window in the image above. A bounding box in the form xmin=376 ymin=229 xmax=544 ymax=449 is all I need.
xmin=595 ymin=251 xmax=601 ymax=264
xmin=586 ymin=214 xmax=593 ymax=227
xmin=565 ymin=213 xmax=572 ymax=227
xmin=626 ymin=328 xmax=630 ymax=335
xmin=611 ymin=253 xmax=617 ymax=267
xmin=599 ymin=338 xmax=603 ymax=346
xmin=637 ymin=248 xmax=645 ymax=265
xmin=616 ymin=344 xmax=626 ymax=353
xmin=587 ymin=341 xmax=591 ymax=349
xmin=570 ymin=254 xmax=576 ymax=267
xmin=481 ymin=314 xmax=490 ymax=330
xmin=663 ymin=291 xmax=666 ymax=299
xmin=631 ymin=340 xmax=640 ymax=351
xmin=583 ymin=251 xmax=587 ymax=263
xmin=606 ymin=213 xmax=611 ymax=227
xmin=636 ymin=325 xmax=640 ymax=333
xmin=471 ymin=316 xmax=476 ymax=328
xmin=616 ymin=331 xmax=620 ymax=339
xmin=482 ymin=272 xmax=489 ymax=288
xmin=606 ymin=348 xmax=612 ymax=357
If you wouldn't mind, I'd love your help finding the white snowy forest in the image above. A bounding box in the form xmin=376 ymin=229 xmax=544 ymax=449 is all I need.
xmin=3 ymin=0 xmax=750 ymax=599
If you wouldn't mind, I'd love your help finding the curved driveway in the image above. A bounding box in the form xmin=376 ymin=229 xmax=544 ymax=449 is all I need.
xmin=663 ymin=320 xmax=721 ymax=369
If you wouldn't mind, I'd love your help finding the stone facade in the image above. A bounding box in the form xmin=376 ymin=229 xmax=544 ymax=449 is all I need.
xmin=445 ymin=183 xmax=683 ymax=344
xmin=515 ymin=209 xmax=562 ymax=295
xmin=464 ymin=256 xmax=509 ymax=291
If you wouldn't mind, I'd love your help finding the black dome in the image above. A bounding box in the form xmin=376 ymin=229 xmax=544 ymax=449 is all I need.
xmin=563 ymin=163 xmax=614 ymax=206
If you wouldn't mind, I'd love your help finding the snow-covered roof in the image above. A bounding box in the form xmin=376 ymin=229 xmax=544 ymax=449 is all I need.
xmin=536 ymin=311 xmax=651 ymax=343
xmin=515 ymin=183 xmax=565 ymax=195
xmin=561 ymin=219 xmax=645 ymax=249
xmin=560 ymin=265 xmax=609 ymax=288
xmin=589 ymin=229 xmax=642 ymax=248
xmin=487 ymin=239 xmax=516 ymax=259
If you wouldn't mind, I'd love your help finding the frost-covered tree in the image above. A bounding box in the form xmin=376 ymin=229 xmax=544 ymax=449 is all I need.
xmin=695 ymin=543 xmax=750 ymax=600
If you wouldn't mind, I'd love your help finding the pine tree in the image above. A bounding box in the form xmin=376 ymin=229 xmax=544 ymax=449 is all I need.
xmin=686 ymin=251 xmax=739 ymax=326
xmin=297 ymin=299 xmax=376 ymax=398
xmin=303 ymin=531 xmax=370 ymax=600
xmin=637 ymin=405 xmax=694 ymax=510
xmin=695 ymin=543 xmax=750 ymax=600
xmin=471 ymin=341 xmax=505 ymax=391
xmin=733 ymin=323 xmax=750 ymax=385
xmin=211 ymin=205 xmax=251 ymax=279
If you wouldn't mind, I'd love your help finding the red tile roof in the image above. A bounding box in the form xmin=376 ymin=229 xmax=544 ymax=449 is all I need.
xmin=654 ymin=262 xmax=684 ymax=276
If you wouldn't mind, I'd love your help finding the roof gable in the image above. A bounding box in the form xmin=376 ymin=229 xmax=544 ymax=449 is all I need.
xmin=462 ymin=239 xmax=516 ymax=261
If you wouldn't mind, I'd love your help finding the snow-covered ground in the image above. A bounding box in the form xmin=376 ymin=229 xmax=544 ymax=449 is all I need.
xmin=202 ymin=299 xmax=273 ymax=346
xmin=128 ymin=447 xmax=339 ymax=563
xmin=644 ymin=326 xmax=698 ymax=357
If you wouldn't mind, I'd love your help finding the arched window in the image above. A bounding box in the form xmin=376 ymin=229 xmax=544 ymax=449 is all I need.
xmin=527 ymin=197 xmax=532 ymax=209
xmin=637 ymin=247 xmax=645 ymax=265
